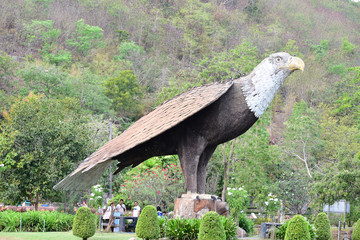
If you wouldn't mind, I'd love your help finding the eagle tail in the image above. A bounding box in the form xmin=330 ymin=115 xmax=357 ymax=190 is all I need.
xmin=53 ymin=160 xmax=114 ymax=191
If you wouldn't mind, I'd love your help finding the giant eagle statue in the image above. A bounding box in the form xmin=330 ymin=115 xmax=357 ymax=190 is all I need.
xmin=54 ymin=52 xmax=304 ymax=193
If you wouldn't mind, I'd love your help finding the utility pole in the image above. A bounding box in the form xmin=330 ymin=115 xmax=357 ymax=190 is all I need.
xmin=344 ymin=200 xmax=346 ymax=229
xmin=109 ymin=119 xmax=113 ymax=198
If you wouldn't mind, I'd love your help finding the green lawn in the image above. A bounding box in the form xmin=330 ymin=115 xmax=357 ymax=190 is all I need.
xmin=0 ymin=231 xmax=138 ymax=240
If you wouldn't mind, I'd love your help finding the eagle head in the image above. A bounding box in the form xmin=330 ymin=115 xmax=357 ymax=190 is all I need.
xmin=242 ymin=52 xmax=305 ymax=118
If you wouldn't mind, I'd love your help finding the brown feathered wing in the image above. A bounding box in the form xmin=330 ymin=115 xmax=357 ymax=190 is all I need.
xmin=54 ymin=81 xmax=233 ymax=191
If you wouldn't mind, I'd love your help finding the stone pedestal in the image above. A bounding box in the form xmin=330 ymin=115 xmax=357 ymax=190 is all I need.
xmin=174 ymin=193 xmax=229 ymax=219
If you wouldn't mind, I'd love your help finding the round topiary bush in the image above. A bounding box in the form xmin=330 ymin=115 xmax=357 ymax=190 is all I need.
xmin=135 ymin=205 xmax=160 ymax=240
xmin=72 ymin=207 xmax=96 ymax=240
xmin=284 ymin=215 xmax=310 ymax=240
xmin=198 ymin=211 xmax=226 ymax=240
xmin=314 ymin=212 xmax=331 ymax=240
xmin=352 ymin=219 xmax=360 ymax=240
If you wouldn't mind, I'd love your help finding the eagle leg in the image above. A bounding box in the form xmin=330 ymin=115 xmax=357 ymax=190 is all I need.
xmin=177 ymin=129 xmax=207 ymax=193
xmin=197 ymin=146 xmax=217 ymax=194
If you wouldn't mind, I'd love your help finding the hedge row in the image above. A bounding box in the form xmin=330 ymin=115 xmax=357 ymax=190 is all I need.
xmin=0 ymin=210 xmax=74 ymax=232
xmin=157 ymin=213 xmax=237 ymax=240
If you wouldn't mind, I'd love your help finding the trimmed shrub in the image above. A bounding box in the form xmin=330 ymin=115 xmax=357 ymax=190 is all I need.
xmin=219 ymin=216 xmax=237 ymax=240
xmin=135 ymin=205 xmax=160 ymax=240
xmin=314 ymin=212 xmax=331 ymax=240
xmin=198 ymin=211 xmax=226 ymax=240
xmin=352 ymin=219 xmax=360 ymax=240
xmin=276 ymin=219 xmax=316 ymax=240
xmin=284 ymin=215 xmax=310 ymax=240
xmin=72 ymin=207 xmax=96 ymax=240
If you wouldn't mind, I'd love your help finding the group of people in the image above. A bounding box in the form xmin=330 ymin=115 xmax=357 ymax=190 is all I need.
xmin=103 ymin=199 xmax=141 ymax=219
xmin=101 ymin=199 xmax=141 ymax=233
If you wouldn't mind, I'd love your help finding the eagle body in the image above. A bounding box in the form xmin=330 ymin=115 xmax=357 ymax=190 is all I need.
xmin=54 ymin=52 xmax=304 ymax=192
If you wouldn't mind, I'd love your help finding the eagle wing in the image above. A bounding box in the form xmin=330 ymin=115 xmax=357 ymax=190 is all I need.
xmin=54 ymin=81 xmax=233 ymax=191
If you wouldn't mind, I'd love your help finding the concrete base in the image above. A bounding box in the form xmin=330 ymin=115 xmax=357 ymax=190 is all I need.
xmin=173 ymin=193 xmax=229 ymax=219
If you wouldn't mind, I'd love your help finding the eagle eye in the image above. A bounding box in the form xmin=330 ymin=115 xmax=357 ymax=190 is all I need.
xmin=275 ymin=57 xmax=282 ymax=63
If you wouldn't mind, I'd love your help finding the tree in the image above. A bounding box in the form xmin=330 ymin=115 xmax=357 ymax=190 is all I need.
xmin=104 ymin=70 xmax=144 ymax=119
xmin=221 ymin=139 xmax=237 ymax=201
xmin=280 ymin=100 xmax=323 ymax=178
xmin=63 ymin=69 xmax=112 ymax=114
xmin=244 ymin=0 xmax=263 ymax=23
xmin=22 ymin=20 xmax=71 ymax=66
xmin=223 ymin=111 xmax=282 ymax=208
xmin=0 ymin=93 xmax=91 ymax=208
xmin=0 ymin=51 xmax=18 ymax=93
xmin=199 ymin=40 xmax=259 ymax=83
xmin=341 ymin=38 xmax=356 ymax=55
xmin=18 ymin=65 xmax=67 ymax=98
xmin=119 ymin=161 xmax=185 ymax=208
xmin=225 ymin=187 xmax=250 ymax=224
xmin=66 ymin=19 xmax=104 ymax=56
xmin=311 ymin=106 xmax=360 ymax=210
xmin=277 ymin=170 xmax=312 ymax=214
xmin=333 ymin=66 xmax=360 ymax=124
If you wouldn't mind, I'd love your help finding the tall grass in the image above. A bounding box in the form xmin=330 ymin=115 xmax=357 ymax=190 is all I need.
xmin=0 ymin=210 xmax=74 ymax=232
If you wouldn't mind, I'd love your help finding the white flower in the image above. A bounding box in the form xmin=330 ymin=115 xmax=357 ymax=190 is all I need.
xmin=0 ymin=164 xmax=4 ymax=167
xmin=227 ymin=187 xmax=231 ymax=190
xmin=265 ymin=201 xmax=269 ymax=206
xmin=274 ymin=198 xmax=278 ymax=202
xmin=268 ymin=193 xmax=272 ymax=197
xmin=232 ymin=188 xmax=236 ymax=190
xmin=239 ymin=187 xmax=243 ymax=190
xmin=270 ymin=198 xmax=273 ymax=201
xmin=228 ymin=192 xmax=233 ymax=195
xmin=91 ymin=193 xmax=95 ymax=197
xmin=90 ymin=198 xmax=93 ymax=201
xmin=96 ymin=196 xmax=102 ymax=199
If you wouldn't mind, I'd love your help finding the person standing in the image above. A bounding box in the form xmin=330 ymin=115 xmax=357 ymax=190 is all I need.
xmin=116 ymin=199 xmax=126 ymax=216
xmin=114 ymin=200 xmax=125 ymax=233
xmin=132 ymin=201 xmax=141 ymax=217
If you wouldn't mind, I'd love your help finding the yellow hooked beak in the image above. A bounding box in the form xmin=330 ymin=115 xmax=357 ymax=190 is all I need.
xmin=281 ymin=56 xmax=305 ymax=72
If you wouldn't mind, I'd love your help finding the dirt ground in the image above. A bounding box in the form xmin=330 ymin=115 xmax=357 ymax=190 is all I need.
xmin=331 ymin=227 xmax=352 ymax=240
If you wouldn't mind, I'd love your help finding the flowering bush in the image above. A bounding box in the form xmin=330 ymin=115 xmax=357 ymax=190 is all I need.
xmin=120 ymin=163 xmax=185 ymax=207
xmin=226 ymin=186 xmax=249 ymax=223
xmin=86 ymin=184 xmax=103 ymax=210
xmin=263 ymin=193 xmax=280 ymax=218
